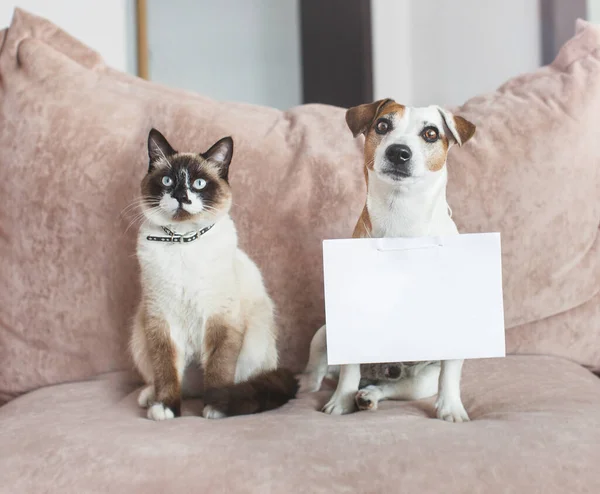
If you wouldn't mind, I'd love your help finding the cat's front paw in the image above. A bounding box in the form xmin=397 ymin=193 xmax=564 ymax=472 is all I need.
xmin=202 ymin=405 xmax=227 ymax=419
xmin=322 ymin=393 xmax=357 ymax=415
xmin=137 ymin=385 xmax=155 ymax=408
xmin=147 ymin=402 xmax=176 ymax=421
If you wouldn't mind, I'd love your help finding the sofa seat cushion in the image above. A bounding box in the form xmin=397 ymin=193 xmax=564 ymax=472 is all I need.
xmin=1 ymin=355 xmax=599 ymax=493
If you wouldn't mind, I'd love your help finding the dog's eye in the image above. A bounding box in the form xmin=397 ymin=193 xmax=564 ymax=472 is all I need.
xmin=375 ymin=118 xmax=391 ymax=135
xmin=421 ymin=127 xmax=439 ymax=143
xmin=192 ymin=178 xmax=207 ymax=190
xmin=161 ymin=176 xmax=173 ymax=187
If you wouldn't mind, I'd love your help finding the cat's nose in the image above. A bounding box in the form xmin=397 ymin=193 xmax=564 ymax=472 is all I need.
xmin=173 ymin=189 xmax=192 ymax=205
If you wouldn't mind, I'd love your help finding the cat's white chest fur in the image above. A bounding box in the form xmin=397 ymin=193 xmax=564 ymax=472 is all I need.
xmin=137 ymin=218 xmax=239 ymax=350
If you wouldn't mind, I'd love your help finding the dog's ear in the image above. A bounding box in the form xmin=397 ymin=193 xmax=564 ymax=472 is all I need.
xmin=437 ymin=107 xmax=476 ymax=146
xmin=346 ymin=98 xmax=394 ymax=138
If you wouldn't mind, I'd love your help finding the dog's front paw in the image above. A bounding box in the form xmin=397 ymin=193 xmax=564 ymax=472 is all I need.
xmin=322 ymin=393 xmax=356 ymax=415
xmin=147 ymin=402 xmax=176 ymax=421
xmin=435 ymin=396 xmax=469 ymax=423
xmin=297 ymin=373 xmax=322 ymax=393
xmin=202 ymin=405 xmax=227 ymax=419
xmin=355 ymin=386 xmax=380 ymax=411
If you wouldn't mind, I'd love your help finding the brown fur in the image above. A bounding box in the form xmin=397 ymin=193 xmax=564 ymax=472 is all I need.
xmin=202 ymin=317 xmax=299 ymax=417
xmin=203 ymin=368 xmax=299 ymax=417
xmin=428 ymin=135 xmax=449 ymax=172
xmin=453 ymin=115 xmax=476 ymax=145
xmin=352 ymin=205 xmax=372 ymax=238
xmin=345 ymin=98 xmax=394 ymax=137
xmin=202 ymin=315 xmax=244 ymax=389
xmin=376 ymin=102 xmax=406 ymax=120
xmin=143 ymin=313 xmax=182 ymax=416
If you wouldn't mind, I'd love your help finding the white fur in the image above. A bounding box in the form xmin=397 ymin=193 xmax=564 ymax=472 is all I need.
xmin=147 ymin=403 xmax=175 ymax=421
xmin=355 ymin=363 xmax=440 ymax=411
xmin=131 ymin=214 xmax=278 ymax=421
xmin=137 ymin=385 xmax=155 ymax=408
xmin=300 ymin=105 xmax=469 ymax=422
xmin=202 ymin=405 xmax=226 ymax=420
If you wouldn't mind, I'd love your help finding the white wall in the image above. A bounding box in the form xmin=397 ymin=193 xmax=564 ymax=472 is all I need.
xmin=371 ymin=0 xmax=412 ymax=105
xmin=589 ymin=0 xmax=600 ymax=23
xmin=146 ymin=0 xmax=302 ymax=110
xmin=372 ymin=0 xmax=541 ymax=107
xmin=0 ymin=0 xmax=136 ymax=73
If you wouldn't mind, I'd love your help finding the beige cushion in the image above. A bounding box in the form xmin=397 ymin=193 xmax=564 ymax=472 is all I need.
xmin=1 ymin=9 xmax=599 ymax=402
xmin=1 ymin=356 xmax=599 ymax=493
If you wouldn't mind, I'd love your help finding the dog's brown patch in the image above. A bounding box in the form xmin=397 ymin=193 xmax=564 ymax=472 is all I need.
xmin=352 ymin=205 xmax=372 ymax=238
xmin=202 ymin=315 xmax=244 ymax=389
xmin=203 ymin=368 xmax=299 ymax=417
xmin=428 ymin=135 xmax=449 ymax=172
xmin=361 ymin=101 xmax=406 ymax=172
xmin=143 ymin=312 xmax=182 ymax=416
xmin=345 ymin=98 xmax=393 ymax=137
xmin=376 ymin=102 xmax=406 ymax=120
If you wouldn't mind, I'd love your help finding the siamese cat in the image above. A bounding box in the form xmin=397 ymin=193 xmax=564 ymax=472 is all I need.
xmin=130 ymin=129 xmax=297 ymax=420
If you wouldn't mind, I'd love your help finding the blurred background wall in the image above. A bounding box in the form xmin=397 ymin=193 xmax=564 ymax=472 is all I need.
xmin=145 ymin=0 xmax=302 ymax=111
xmin=371 ymin=0 xmax=541 ymax=106
xmin=0 ymin=0 xmax=137 ymax=73
xmin=0 ymin=0 xmax=598 ymax=109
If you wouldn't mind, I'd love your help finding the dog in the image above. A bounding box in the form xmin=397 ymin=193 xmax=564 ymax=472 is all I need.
xmin=298 ymin=99 xmax=476 ymax=422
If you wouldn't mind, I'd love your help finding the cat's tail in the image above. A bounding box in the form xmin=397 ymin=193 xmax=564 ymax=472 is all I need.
xmin=203 ymin=368 xmax=299 ymax=417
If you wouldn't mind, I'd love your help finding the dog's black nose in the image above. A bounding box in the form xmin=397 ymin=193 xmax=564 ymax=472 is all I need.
xmin=385 ymin=144 xmax=412 ymax=164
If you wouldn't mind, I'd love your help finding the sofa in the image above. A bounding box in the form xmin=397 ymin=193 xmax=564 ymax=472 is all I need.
xmin=1 ymin=9 xmax=599 ymax=493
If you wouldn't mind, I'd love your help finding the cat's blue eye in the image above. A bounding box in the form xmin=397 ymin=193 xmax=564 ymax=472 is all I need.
xmin=161 ymin=176 xmax=173 ymax=187
xmin=192 ymin=178 xmax=207 ymax=190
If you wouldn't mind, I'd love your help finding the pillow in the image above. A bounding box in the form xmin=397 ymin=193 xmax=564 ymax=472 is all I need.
xmin=1 ymin=10 xmax=599 ymax=403
xmin=449 ymin=19 xmax=600 ymax=371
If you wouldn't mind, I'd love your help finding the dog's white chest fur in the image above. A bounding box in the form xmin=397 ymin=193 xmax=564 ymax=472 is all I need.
xmin=366 ymin=169 xmax=458 ymax=238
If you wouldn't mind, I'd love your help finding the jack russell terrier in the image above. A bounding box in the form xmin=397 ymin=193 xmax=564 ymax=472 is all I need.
xmin=299 ymin=98 xmax=476 ymax=422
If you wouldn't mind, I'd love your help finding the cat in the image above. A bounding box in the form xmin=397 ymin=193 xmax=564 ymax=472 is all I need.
xmin=130 ymin=128 xmax=298 ymax=420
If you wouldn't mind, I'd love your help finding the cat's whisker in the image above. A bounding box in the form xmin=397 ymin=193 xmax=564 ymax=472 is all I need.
xmin=121 ymin=196 xmax=156 ymax=215
xmin=122 ymin=200 xmax=159 ymax=216
xmin=121 ymin=203 xmax=159 ymax=223
xmin=125 ymin=206 xmax=162 ymax=233
xmin=201 ymin=205 xmax=221 ymax=214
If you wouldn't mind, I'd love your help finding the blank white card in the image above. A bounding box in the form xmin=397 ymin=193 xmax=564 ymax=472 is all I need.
xmin=323 ymin=233 xmax=505 ymax=365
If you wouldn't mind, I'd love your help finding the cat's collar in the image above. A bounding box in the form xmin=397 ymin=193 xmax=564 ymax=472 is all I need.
xmin=146 ymin=224 xmax=214 ymax=244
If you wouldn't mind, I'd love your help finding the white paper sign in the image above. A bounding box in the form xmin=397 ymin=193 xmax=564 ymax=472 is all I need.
xmin=323 ymin=233 xmax=505 ymax=365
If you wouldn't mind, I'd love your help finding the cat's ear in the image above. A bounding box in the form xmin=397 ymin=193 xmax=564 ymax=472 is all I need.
xmin=203 ymin=136 xmax=233 ymax=180
xmin=147 ymin=128 xmax=176 ymax=171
